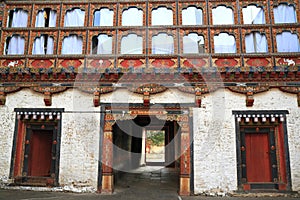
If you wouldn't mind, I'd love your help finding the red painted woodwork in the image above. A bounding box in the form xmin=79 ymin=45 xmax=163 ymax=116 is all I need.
xmin=183 ymin=59 xmax=207 ymax=67
xmin=152 ymin=59 xmax=175 ymax=68
xmin=245 ymin=133 xmax=272 ymax=183
xmin=14 ymin=121 xmax=25 ymax=177
xmin=215 ymin=58 xmax=238 ymax=67
xmin=246 ymin=58 xmax=270 ymax=66
xmin=243 ymin=184 xmax=251 ymax=190
xmin=120 ymin=59 xmax=143 ymax=68
xmin=31 ymin=60 xmax=53 ymax=68
xmin=60 ymin=59 xmax=82 ymax=68
xmin=28 ymin=130 xmax=53 ymax=177
xmin=277 ymin=124 xmax=287 ymax=184
xmin=90 ymin=59 xmax=112 ymax=68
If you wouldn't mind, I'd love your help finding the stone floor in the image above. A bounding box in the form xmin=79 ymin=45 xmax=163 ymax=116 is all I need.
xmin=0 ymin=166 xmax=299 ymax=200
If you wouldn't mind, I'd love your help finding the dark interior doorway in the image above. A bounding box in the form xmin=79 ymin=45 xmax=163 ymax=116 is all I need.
xmin=112 ymin=115 xmax=180 ymax=192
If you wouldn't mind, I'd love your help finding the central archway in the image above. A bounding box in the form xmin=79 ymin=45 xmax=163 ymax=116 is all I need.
xmin=112 ymin=116 xmax=180 ymax=193
xmin=99 ymin=104 xmax=193 ymax=196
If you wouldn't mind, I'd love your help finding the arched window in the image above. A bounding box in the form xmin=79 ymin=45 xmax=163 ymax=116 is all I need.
xmin=5 ymin=35 xmax=25 ymax=55
xmin=276 ymin=31 xmax=300 ymax=52
xmin=122 ymin=7 xmax=143 ymax=26
xmin=7 ymin=8 xmax=28 ymax=27
xmin=274 ymin=3 xmax=297 ymax=23
xmin=32 ymin=35 xmax=54 ymax=55
xmin=183 ymin=33 xmax=205 ymax=53
xmin=36 ymin=8 xmax=57 ymax=27
xmin=242 ymin=5 xmax=265 ymax=24
xmin=182 ymin=6 xmax=202 ymax=25
xmin=152 ymin=33 xmax=174 ymax=54
xmin=121 ymin=34 xmax=143 ymax=54
xmin=64 ymin=8 xmax=85 ymax=27
xmin=214 ymin=33 xmax=236 ymax=53
xmin=245 ymin=32 xmax=268 ymax=53
xmin=62 ymin=35 xmax=83 ymax=54
xmin=93 ymin=8 xmax=114 ymax=26
xmin=212 ymin=6 xmax=234 ymax=25
xmin=91 ymin=34 xmax=112 ymax=54
xmin=152 ymin=7 xmax=173 ymax=25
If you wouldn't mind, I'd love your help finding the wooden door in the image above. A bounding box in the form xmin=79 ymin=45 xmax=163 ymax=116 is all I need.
xmin=28 ymin=130 xmax=53 ymax=177
xmin=245 ymin=132 xmax=272 ymax=182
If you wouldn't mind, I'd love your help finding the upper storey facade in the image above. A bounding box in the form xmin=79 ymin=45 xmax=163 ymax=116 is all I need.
xmin=0 ymin=0 xmax=300 ymax=108
xmin=1 ymin=0 xmax=299 ymax=57
xmin=0 ymin=0 xmax=299 ymax=108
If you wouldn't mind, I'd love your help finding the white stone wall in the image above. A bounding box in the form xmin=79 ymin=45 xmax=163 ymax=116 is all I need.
xmin=0 ymin=89 xmax=45 ymax=185
xmin=193 ymin=88 xmax=300 ymax=194
xmin=52 ymin=90 xmax=100 ymax=190
xmin=0 ymin=89 xmax=101 ymax=191
xmin=0 ymin=88 xmax=299 ymax=194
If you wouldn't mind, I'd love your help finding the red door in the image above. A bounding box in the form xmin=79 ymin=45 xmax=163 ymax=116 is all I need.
xmin=28 ymin=130 xmax=53 ymax=177
xmin=245 ymin=133 xmax=272 ymax=182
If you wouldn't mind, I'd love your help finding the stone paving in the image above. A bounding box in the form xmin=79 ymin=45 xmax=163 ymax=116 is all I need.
xmin=1 ymin=188 xmax=300 ymax=200
xmin=0 ymin=166 xmax=299 ymax=200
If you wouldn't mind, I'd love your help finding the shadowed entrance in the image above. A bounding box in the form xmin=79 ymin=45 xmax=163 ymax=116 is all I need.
xmin=100 ymin=105 xmax=192 ymax=195
xmin=112 ymin=116 xmax=180 ymax=194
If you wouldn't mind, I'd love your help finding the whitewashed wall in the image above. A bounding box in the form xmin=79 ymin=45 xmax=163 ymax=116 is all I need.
xmin=0 ymin=88 xmax=299 ymax=194
xmin=193 ymin=88 xmax=300 ymax=195
xmin=0 ymin=89 xmax=101 ymax=191
xmin=0 ymin=89 xmax=45 ymax=186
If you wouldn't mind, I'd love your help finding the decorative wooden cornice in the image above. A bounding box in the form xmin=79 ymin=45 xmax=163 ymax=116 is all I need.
xmin=228 ymin=84 xmax=269 ymax=107
xmin=31 ymin=87 xmax=68 ymax=106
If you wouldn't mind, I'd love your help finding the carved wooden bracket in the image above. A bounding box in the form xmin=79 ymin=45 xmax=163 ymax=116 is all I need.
xmin=93 ymin=91 xmax=100 ymax=107
xmin=178 ymin=84 xmax=217 ymax=107
xmin=228 ymin=84 xmax=269 ymax=107
xmin=32 ymin=87 xmax=68 ymax=106
xmin=44 ymin=91 xmax=52 ymax=106
xmin=143 ymin=88 xmax=150 ymax=107
xmin=130 ymin=83 xmax=167 ymax=95
xmin=76 ymin=87 xmax=115 ymax=107
xmin=0 ymin=92 xmax=6 ymax=105
xmin=195 ymin=88 xmax=202 ymax=108
xmin=246 ymin=91 xmax=254 ymax=107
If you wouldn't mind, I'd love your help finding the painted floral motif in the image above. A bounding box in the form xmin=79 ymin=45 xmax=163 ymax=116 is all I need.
xmin=89 ymin=59 xmax=112 ymax=68
xmin=120 ymin=59 xmax=144 ymax=68
xmin=60 ymin=59 xmax=82 ymax=68
xmin=31 ymin=60 xmax=53 ymax=68
xmin=183 ymin=59 xmax=206 ymax=67
xmin=246 ymin=58 xmax=270 ymax=67
xmin=215 ymin=58 xmax=238 ymax=67
xmin=151 ymin=59 xmax=175 ymax=68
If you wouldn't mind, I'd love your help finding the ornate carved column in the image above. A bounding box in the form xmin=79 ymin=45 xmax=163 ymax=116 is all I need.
xmin=178 ymin=114 xmax=191 ymax=196
xmin=101 ymin=113 xmax=114 ymax=193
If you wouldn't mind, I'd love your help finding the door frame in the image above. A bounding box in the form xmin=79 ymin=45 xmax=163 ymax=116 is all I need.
xmin=10 ymin=108 xmax=63 ymax=186
xmin=98 ymin=103 xmax=194 ymax=196
xmin=234 ymin=110 xmax=292 ymax=191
